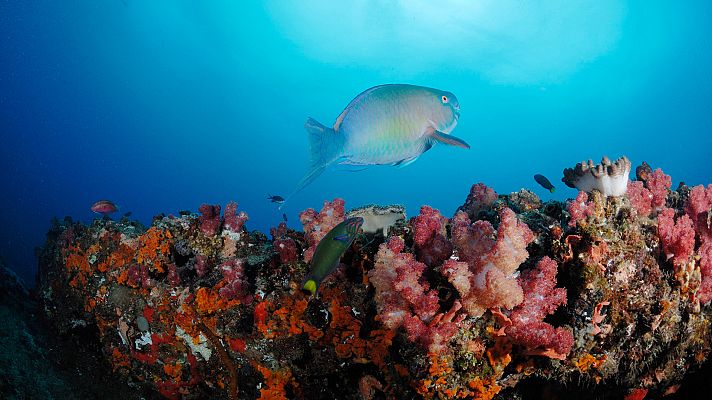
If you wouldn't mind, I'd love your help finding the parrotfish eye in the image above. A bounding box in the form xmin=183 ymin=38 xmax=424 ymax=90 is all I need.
xmin=441 ymin=95 xmax=449 ymax=104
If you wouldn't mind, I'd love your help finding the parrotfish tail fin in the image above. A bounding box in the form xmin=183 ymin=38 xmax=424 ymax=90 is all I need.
xmin=279 ymin=118 xmax=344 ymax=209
xmin=302 ymin=274 xmax=318 ymax=297
xmin=427 ymin=127 xmax=470 ymax=149
xmin=550 ymin=188 xmax=556 ymax=193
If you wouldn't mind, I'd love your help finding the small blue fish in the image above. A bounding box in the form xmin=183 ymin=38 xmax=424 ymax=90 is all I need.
xmin=281 ymin=84 xmax=469 ymax=207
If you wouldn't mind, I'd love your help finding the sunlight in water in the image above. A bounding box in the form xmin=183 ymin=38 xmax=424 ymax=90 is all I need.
xmin=267 ymin=0 xmax=625 ymax=84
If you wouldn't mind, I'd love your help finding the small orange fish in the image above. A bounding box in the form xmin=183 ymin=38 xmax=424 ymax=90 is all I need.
xmin=91 ymin=200 xmax=118 ymax=215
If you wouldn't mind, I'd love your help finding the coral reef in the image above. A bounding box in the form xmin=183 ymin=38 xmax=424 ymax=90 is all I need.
xmin=34 ymin=164 xmax=712 ymax=399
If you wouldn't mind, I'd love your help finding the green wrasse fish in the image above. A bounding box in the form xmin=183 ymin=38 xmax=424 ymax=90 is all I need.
xmin=303 ymin=217 xmax=364 ymax=297
xmin=281 ymin=84 xmax=469 ymax=207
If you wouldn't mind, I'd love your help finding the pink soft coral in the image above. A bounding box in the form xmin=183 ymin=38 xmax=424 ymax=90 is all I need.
xmin=458 ymin=183 xmax=498 ymax=219
xmin=198 ymin=204 xmax=221 ymax=236
xmin=218 ymin=259 xmax=251 ymax=303
xmin=223 ymin=201 xmax=248 ymax=234
xmin=657 ymin=208 xmax=695 ymax=266
xmin=299 ymin=198 xmax=345 ymax=263
xmin=270 ymin=222 xmax=298 ymax=264
xmin=567 ymin=191 xmax=596 ymax=226
xmin=647 ymin=169 xmax=671 ymax=209
xmin=505 ymin=257 xmax=573 ymax=359
xmin=442 ymin=207 xmax=534 ymax=316
xmin=413 ymin=205 xmax=452 ymax=266
xmin=369 ymin=237 xmax=462 ymax=352
xmin=686 ymin=185 xmax=712 ymax=303
xmin=627 ymin=168 xmax=672 ymax=217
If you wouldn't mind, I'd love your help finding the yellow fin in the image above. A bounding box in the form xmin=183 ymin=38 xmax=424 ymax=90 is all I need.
xmin=303 ymin=279 xmax=317 ymax=296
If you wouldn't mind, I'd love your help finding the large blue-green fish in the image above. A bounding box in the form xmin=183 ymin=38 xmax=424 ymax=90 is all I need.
xmin=282 ymin=84 xmax=469 ymax=207
xmin=302 ymin=217 xmax=364 ymax=297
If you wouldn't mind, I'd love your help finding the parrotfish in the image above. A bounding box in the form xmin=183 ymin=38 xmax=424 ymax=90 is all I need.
xmin=282 ymin=84 xmax=469 ymax=207
xmin=91 ymin=200 xmax=118 ymax=215
xmin=302 ymin=217 xmax=364 ymax=297
xmin=534 ymin=174 xmax=555 ymax=193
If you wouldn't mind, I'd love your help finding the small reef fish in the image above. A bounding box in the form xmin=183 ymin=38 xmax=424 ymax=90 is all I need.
xmin=303 ymin=217 xmax=364 ymax=297
xmin=91 ymin=200 xmax=118 ymax=214
xmin=282 ymin=213 xmax=288 ymax=223
xmin=268 ymin=194 xmax=285 ymax=204
xmin=534 ymin=174 xmax=555 ymax=193
xmin=282 ymin=84 xmax=469 ymax=207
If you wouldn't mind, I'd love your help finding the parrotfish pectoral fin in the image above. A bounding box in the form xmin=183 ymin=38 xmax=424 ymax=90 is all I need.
xmin=427 ymin=128 xmax=470 ymax=149
xmin=279 ymin=118 xmax=345 ymax=209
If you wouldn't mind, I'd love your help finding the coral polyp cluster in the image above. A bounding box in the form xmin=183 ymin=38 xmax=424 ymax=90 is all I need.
xmin=37 ymin=164 xmax=712 ymax=399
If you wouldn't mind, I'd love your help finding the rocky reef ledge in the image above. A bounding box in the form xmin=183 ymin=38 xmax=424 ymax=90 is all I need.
xmin=35 ymin=166 xmax=712 ymax=399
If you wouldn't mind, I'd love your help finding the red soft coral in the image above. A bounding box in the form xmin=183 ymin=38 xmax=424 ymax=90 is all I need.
xmin=442 ymin=208 xmax=534 ymax=316
xmin=505 ymin=257 xmax=573 ymax=359
xmin=299 ymin=198 xmax=345 ymax=263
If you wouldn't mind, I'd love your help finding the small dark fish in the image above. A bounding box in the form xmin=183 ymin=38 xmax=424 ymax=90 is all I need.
xmin=282 ymin=213 xmax=288 ymax=223
xmin=268 ymin=194 xmax=285 ymax=204
xmin=534 ymin=174 xmax=555 ymax=193
xmin=303 ymin=217 xmax=364 ymax=297
xmin=123 ymin=211 xmax=132 ymax=218
xmin=179 ymin=210 xmax=191 ymax=216
xmin=91 ymin=200 xmax=118 ymax=214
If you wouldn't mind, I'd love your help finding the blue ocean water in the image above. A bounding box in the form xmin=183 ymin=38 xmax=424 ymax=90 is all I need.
xmin=1 ymin=1 xmax=710 ymax=286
